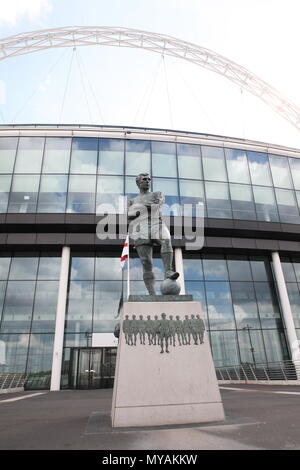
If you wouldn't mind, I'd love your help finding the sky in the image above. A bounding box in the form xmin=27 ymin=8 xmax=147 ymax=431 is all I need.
xmin=1 ymin=0 xmax=300 ymax=149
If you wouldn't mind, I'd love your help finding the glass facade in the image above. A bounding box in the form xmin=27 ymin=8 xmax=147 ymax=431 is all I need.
xmin=1 ymin=135 xmax=300 ymax=224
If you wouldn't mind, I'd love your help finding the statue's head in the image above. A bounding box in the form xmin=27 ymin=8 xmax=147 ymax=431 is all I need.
xmin=136 ymin=173 xmax=151 ymax=190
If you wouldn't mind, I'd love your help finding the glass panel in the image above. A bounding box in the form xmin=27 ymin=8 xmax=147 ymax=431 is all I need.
xmin=275 ymin=188 xmax=300 ymax=224
xmin=183 ymin=258 xmax=203 ymax=281
xmin=231 ymin=282 xmax=260 ymax=328
xmin=185 ymin=281 xmax=208 ymax=327
xmin=247 ymin=151 xmax=272 ymax=186
xmin=250 ymin=256 xmax=272 ymax=282
xmin=237 ymin=329 xmax=267 ymax=364
xmin=205 ymin=281 xmax=235 ymax=329
xmin=31 ymin=282 xmax=59 ymax=332
xmin=95 ymin=256 xmax=122 ymax=280
xmin=202 ymin=146 xmax=227 ymax=182
xmin=289 ymin=158 xmax=300 ymax=190
xmin=70 ymin=256 xmax=95 ymax=280
xmin=9 ymin=256 xmax=38 ymax=280
xmin=254 ymin=282 xmax=281 ymax=328
xmin=180 ymin=180 xmax=204 ymax=215
xmin=65 ymin=281 xmax=93 ymax=333
xmin=177 ymin=144 xmax=202 ymax=179
xmin=128 ymin=257 xmax=163 ymax=281
xmin=0 ymin=175 xmax=12 ymax=212
xmin=0 ymin=255 xmax=11 ymax=279
xmin=1 ymin=281 xmax=36 ymax=333
xmin=152 ymin=142 xmax=177 ymax=178
xmin=67 ymin=174 xmax=96 ymax=213
xmin=210 ymin=331 xmax=240 ymax=367
xmin=8 ymin=174 xmax=40 ymax=213
xmin=292 ymin=258 xmax=300 ymax=282
xmin=14 ymin=137 xmax=44 ymax=173
xmin=0 ymin=137 xmax=18 ymax=173
xmin=225 ymin=148 xmax=250 ymax=184
xmin=0 ymin=334 xmax=30 ymax=373
xmin=0 ymin=281 xmax=6 ymax=319
xmin=125 ymin=140 xmax=150 ymax=176
xmin=229 ymin=183 xmax=256 ymax=220
xmin=38 ymin=174 xmax=68 ymax=212
xmin=205 ymin=182 xmax=232 ymax=219
xmin=203 ymin=255 xmax=228 ymax=280
xmin=99 ymin=138 xmax=124 ymax=175
xmin=93 ymin=281 xmax=121 ymax=332
xmin=70 ymin=137 xmax=98 ymax=174
xmin=152 ymin=178 xmax=179 ymax=208
xmin=96 ymin=175 xmax=124 ymax=213
xmin=125 ymin=176 xmax=137 ymax=198
xmin=227 ymin=256 xmax=252 ymax=281
xmin=269 ymin=154 xmax=293 ymax=189
xmin=42 ymin=137 xmax=71 ymax=173
xmin=263 ymin=330 xmax=289 ymax=362
xmin=286 ymin=283 xmax=300 ymax=328
xmin=281 ymin=258 xmax=296 ymax=282
xmin=252 ymin=186 xmax=279 ymax=222
xmin=26 ymin=334 xmax=54 ymax=374
xmin=37 ymin=255 xmax=61 ymax=280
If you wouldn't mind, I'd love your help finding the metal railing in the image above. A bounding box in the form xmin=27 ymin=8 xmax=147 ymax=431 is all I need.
xmin=216 ymin=360 xmax=300 ymax=382
xmin=0 ymin=373 xmax=28 ymax=390
xmin=0 ymin=372 xmax=51 ymax=391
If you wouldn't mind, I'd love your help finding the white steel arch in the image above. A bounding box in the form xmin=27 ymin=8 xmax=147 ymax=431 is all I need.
xmin=1 ymin=25 xmax=300 ymax=130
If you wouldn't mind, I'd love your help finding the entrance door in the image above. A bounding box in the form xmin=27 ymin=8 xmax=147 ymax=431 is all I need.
xmin=69 ymin=347 xmax=117 ymax=389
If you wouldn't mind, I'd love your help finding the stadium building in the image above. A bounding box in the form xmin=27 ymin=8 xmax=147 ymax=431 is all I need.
xmin=0 ymin=124 xmax=300 ymax=390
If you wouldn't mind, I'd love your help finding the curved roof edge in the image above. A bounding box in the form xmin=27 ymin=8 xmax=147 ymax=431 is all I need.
xmin=1 ymin=123 xmax=300 ymax=158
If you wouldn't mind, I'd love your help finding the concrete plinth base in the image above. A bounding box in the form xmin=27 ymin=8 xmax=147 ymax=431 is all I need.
xmin=111 ymin=301 xmax=225 ymax=428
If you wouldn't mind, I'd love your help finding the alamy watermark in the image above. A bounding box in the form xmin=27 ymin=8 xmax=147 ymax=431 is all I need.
xmin=96 ymin=197 xmax=204 ymax=251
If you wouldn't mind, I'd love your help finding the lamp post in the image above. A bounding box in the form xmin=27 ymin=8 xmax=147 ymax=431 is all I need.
xmin=243 ymin=324 xmax=256 ymax=365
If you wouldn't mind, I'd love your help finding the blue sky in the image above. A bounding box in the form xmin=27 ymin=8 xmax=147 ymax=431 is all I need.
xmin=1 ymin=0 xmax=300 ymax=148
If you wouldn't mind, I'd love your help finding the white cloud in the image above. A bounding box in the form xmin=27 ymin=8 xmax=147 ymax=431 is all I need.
xmin=0 ymin=0 xmax=52 ymax=26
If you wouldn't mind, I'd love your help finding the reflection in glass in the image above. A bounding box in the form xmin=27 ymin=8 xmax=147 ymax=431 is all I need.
xmin=227 ymin=256 xmax=252 ymax=281
xmin=205 ymin=182 xmax=232 ymax=219
xmin=203 ymin=256 xmax=228 ymax=280
xmin=281 ymin=259 xmax=296 ymax=282
xmin=275 ymin=188 xmax=300 ymax=224
xmin=0 ymin=255 xmax=11 ymax=280
xmin=0 ymin=334 xmax=30 ymax=373
xmin=177 ymin=144 xmax=202 ymax=179
xmin=152 ymin=178 xmax=179 ymax=208
xmin=93 ymin=281 xmax=122 ymax=332
xmin=67 ymin=175 xmax=96 ymax=213
xmin=289 ymin=158 xmax=300 ymax=190
xmin=225 ymin=148 xmax=250 ymax=184
xmin=70 ymin=256 xmax=95 ymax=280
xmin=237 ymin=329 xmax=266 ymax=364
xmin=263 ymin=330 xmax=289 ymax=362
xmin=247 ymin=151 xmax=272 ymax=186
xmin=229 ymin=184 xmax=256 ymax=220
xmin=185 ymin=281 xmax=208 ymax=327
xmin=180 ymin=180 xmax=204 ymax=216
xmin=250 ymin=257 xmax=272 ymax=281
xmin=205 ymin=281 xmax=235 ymax=329
xmin=99 ymin=138 xmax=124 ymax=175
xmin=152 ymin=142 xmax=177 ymax=178
xmin=8 ymin=174 xmax=40 ymax=213
xmin=292 ymin=258 xmax=300 ymax=282
xmin=95 ymin=256 xmax=122 ymax=280
xmin=70 ymin=138 xmax=98 ymax=174
xmin=254 ymin=282 xmax=281 ymax=328
xmin=42 ymin=137 xmax=71 ymax=173
xmin=31 ymin=282 xmax=59 ymax=332
xmin=9 ymin=256 xmax=38 ymax=280
xmin=38 ymin=174 xmax=68 ymax=212
xmin=0 ymin=175 xmax=12 ymax=212
xmin=1 ymin=281 xmax=36 ymax=333
xmin=65 ymin=281 xmax=93 ymax=333
xmin=252 ymin=186 xmax=279 ymax=222
xmin=97 ymin=175 xmax=124 ymax=213
xmin=231 ymin=282 xmax=260 ymax=328
xmin=26 ymin=333 xmax=54 ymax=373
xmin=202 ymin=146 xmax=227 ymax=182
xmin=286 ymin=283 xmax=300 ymax=328
xmin=0 ymin=137 xmax=18 ymax=173
xmin=125 ymin=140 xmax=150 ymax=176
xmin=14 ymin=137 xmax=44 ymax=173
xmin=38 ymin=255 xmax=61 ymax=280
xmin=183 ymin=258 xmax=203 ymax=281
xmin=269 ymin=154 xmax=293 ymax=189
xmin=210 ymin=331 xmax=239 ymax=367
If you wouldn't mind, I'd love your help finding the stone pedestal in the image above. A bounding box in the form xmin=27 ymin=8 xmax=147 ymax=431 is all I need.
xmin=111 ymin=298 xmax=225 ymax=428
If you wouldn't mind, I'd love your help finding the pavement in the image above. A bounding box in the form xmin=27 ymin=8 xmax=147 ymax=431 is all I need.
xmin=1 ymin=384 xmax=300 ymax=450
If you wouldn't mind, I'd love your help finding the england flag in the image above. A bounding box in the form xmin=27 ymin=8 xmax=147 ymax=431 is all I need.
xmin=120 ymin=234 xmax=129 ymax=269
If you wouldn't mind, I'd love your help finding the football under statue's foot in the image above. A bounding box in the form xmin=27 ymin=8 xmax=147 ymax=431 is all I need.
xmin=165 ymin=271 xmax=180 ymax=280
